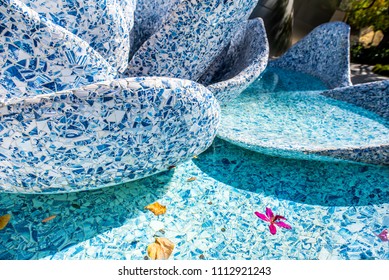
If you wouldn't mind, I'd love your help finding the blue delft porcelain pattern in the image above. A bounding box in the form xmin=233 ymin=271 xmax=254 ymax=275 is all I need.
xmin=0 ymin=0 xmax=118 ymax=102
xmin=20 ymin=0 xmax=136 ymax=72
xmin=200 ymin=18 xmax=269 ymax=104
xmin=218 ymin=68 xmax=389 ymax=165
xmin=0 ymin=77 xmax=220 ymax=194
xmin=269 ymin=22 xmax=352 ymax=89
xmin=127 ymin=0 xmax=259 ymax=81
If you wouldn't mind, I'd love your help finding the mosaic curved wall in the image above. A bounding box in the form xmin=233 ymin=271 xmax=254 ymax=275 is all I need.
xmin=129 ymin=0 xmax=182 ymax=60
xmin=20 ymin=0 xmax=135 ymax=72
xmin=201 ymin=18 xmax=269 ymax=104
xmin=127 ymin=0 xmax=259 ymax=81
xmin=0 ymin=0 xmax=118 ymax=101
xmin=269 ymin=22 xmax=352 ymax=89
xmin=0 ymin=77 xmax=220 ymax=194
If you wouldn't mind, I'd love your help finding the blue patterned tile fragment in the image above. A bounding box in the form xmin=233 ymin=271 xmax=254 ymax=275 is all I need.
xmin=0 ymin=77 xmax=220 ymax=193
xmin=200 ymin=18 xmax=269 ymax=104
xmin=20 ymin=0 xmax=136 ymax=72
xmin=0 ymin=0 xmax=117 ymax=101
xmin=269 ymin=22 xmax=352 ymax=89
xmin=127 ymin=0 xmax=259 ymax=81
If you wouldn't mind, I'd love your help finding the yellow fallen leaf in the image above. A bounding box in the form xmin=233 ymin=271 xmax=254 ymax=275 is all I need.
xmin=42 ymin=215 xmax=56 ymax=223
xmin=187 ymin=177 xmax=196 ymax=182
xmin=147 ymin=237 xmax=174 ymax=260
xmin=193 ymin=155 xmax=198 ymax=159
xmin=145 ymin=202 xmax=166 ymax=216
xmin=0 ymin=214 xmax=11 ymax=230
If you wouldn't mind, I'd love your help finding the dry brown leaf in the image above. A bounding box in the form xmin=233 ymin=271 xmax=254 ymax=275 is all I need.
xmin=145 ymin=202 xmax=167 ymax=216
xmin=42 ymin=215 xmax=57 ymax=223
xmin=168 ymin=165 xmax=176 ymax=170
xmin=0 ymin=214 xmax=11 ymax=230
xmin=147 ymin=237 xmax=174 ymax=260
xmin=187 ymin=177 xmax=196 ymax=182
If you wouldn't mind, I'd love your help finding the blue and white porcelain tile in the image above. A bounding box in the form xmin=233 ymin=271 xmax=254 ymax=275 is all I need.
xmin=218 ymin=67 xmax=389 ymax=165
xmin=129 ymin=0 xmax=182 ymax=60
xmin=0 ymin=77 xmax=220 ymax=193
xmin=200 ymin=18 xmax=269 ymax=104
xmin=1 ymin=138 xmax=388 ymax=260
xmin=269 ymin=22 xmax=352 ymax=89
xmin=127 ymin=0 xmax=259 ymax=81
xmin=20 ymin=0 xmax=136 ymax=72
xmin=0 ymin=0 xmax=117 ymax=101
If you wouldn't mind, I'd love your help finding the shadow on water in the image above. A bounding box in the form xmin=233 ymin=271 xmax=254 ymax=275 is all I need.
xmin=0 ymin=171 xmax=173 ymax=260
xmin=194 ymin=138 xmax=389 ymax=207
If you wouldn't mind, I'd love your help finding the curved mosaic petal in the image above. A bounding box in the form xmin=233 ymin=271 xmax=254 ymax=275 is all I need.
xmin=127 ymin=0 xmax=259 ymax=81
xmin=200 ymin=18 xmax=269 ymax=104
xmin=322 ymin=80 xmax=389 ymax=119
xmin=20 ymin=0 xmax=135 ymax=72
xmin=269 ymin=22 xmax=352 ymax=89
xmin=129 ymin=0 xmax=182 ymax=60
xmin=0 ymin=77 xmax=220 ymax=194
xmin=218 ymin=68 xmax=389 ymax=165
xmin=0 ymin=0 xmax=117 ymax=102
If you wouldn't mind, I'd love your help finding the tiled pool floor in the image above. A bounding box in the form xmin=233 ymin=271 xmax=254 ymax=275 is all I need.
xmin=1 ymin=138 xmax=388 ymax=260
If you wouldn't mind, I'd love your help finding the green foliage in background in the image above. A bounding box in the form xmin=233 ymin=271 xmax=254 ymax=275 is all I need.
xmin=351 ymin=44 xmax=389 ymax=64
xmin=372 ymin=64 xmax=389 ymax=76
xmin=342 ymin=0 xmax=389 ymax=32
xmin=340 ymin=0 xmax=389 ymax=65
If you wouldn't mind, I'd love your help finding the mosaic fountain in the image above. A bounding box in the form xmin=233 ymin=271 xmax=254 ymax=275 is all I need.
xmin=0 ymin=0 xmax=388 ymax=260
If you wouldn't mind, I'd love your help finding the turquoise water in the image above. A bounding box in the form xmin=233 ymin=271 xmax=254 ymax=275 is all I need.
xmin=0 ymin=70 xmax=388 ymax=260
xmin=0 ymin=138 xmax=388 ymax=260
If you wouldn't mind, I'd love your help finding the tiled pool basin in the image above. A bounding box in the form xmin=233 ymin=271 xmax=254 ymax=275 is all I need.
xmin=1 ymin=137 xmax=388 ymax=260
xmin=219 ymin=68 xmax=389 ymax=165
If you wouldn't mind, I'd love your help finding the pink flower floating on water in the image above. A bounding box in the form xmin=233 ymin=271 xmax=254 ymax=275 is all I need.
xmin=376 ymin=229 xmax=389 ymax=241
xmin=255 ymin=207 xmax=292 ymax=235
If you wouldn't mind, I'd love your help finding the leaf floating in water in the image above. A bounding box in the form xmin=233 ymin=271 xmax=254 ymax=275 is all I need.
xmin=168 ymin=165 xmax=176 ymax=170
xmin=147 ymin=237 xmax=174 ymax=260
xmin=187 ymin=177 xmax=196 ymax=182
xmin=193 ymin=155 xmax=198 ymax=159
xmin=0 ymin=214 xmax=11 ymax=230
xmin=145 ymin=202 xmax=167 ymax=216
xmin=42 ymin=215 xmax=57 ymax=223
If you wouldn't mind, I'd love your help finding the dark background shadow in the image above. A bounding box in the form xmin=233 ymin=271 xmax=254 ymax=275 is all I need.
xmin=0 ymin=171 xmax=173 ymax=260
xmin=194 ymin=138 xmax=389 ymax=207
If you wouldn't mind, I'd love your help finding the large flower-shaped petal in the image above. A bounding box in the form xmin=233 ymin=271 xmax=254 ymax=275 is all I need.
xmin=20 ymin=0 xmax=135 ymax=72
xmin=0 ymin=0 xmax=117 ymax=101
xmin=0 ymin=77 xmax=220 ymax=193
xmin=127 ymin=0 xmax=259 ymax=81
